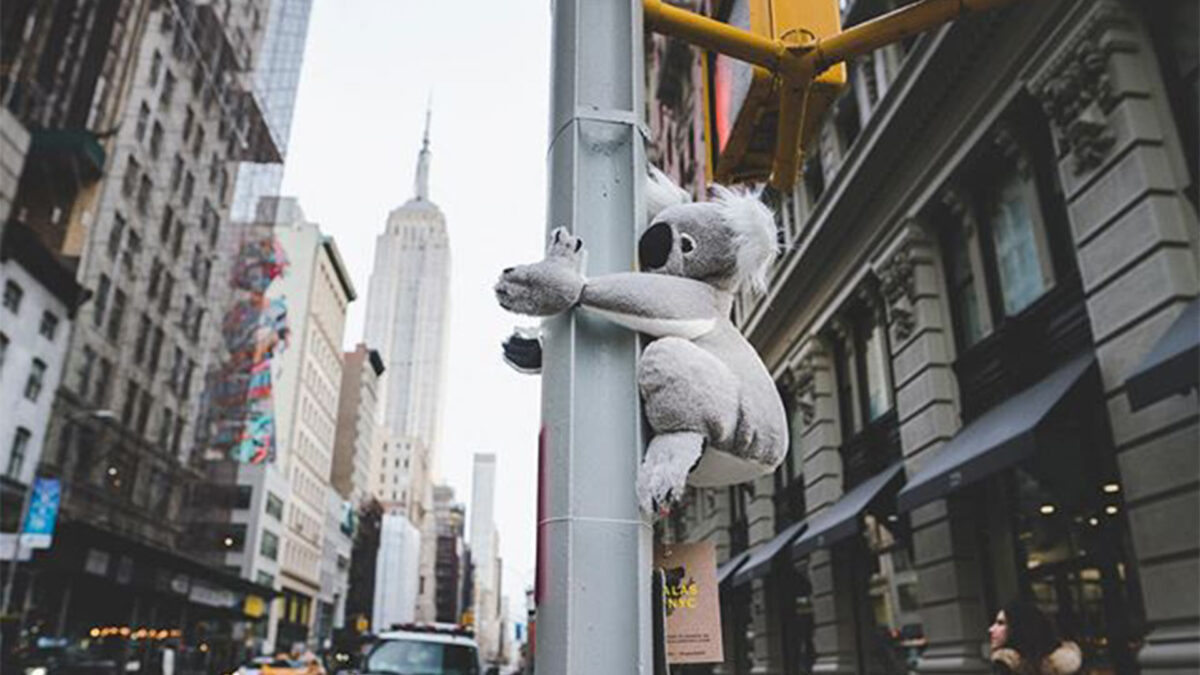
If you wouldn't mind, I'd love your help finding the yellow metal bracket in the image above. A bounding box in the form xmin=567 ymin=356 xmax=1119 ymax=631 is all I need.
xmin=644 ymin=0 xmax=1027 ymax=191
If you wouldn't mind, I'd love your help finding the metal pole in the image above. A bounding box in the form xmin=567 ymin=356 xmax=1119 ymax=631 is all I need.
xmin=537 ymin=0 xmax=652 ymax=673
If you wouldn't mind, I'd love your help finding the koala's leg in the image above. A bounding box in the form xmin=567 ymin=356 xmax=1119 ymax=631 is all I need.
xmin=636 ymin=337 xmax=739 ymax=515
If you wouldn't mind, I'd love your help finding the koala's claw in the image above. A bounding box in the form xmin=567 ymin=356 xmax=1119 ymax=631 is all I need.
xmin=636 ymin=432 xmax=703 ymax=518
xmin=546 ymin=227 xmax=585 ymax=268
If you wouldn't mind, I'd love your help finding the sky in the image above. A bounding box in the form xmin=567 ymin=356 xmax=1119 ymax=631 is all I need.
xmin=280 ymin=0 xmax=552 ymax=618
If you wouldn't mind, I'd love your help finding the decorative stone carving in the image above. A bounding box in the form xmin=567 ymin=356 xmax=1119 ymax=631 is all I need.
xmin=780 ymin=358 xmax=817 ymax=425
xmin=990 ymin=121 xmax=1033 ymax=179
xmin=1028 ymin=1 xmax=1132 ymax=175
xmin=877 ymin=245 xmax=917 ymax=343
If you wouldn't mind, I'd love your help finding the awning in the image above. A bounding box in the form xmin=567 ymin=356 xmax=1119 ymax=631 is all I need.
xmin=716 ymin=548 xmax=753 ymax=586
xmin=792 ymin=463 xmax=905 ymax=559
xmin=1126 ymin=299 xmax=1199 ymax=411
xmin=732 ymin=518 xmax=807 ymax=587
xmin=896 ymin=352 xmax=1096 ymax=513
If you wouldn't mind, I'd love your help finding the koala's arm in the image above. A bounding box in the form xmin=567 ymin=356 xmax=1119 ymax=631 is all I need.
xmin=579 ymin=273 xmax=722 ymax=339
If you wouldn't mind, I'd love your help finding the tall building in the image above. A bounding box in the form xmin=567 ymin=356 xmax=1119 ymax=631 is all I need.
xmin=0 ymin=222 xmax=86 ymax=530
xmin=432 ymin=484 xmax=468 ymax=624
xmin=469 ymin=453 xmax=502 ymax=662
xmin=373 ymin=511 xmax=420 ymax=630
xmin=259 ymin=198 xmax=355 ymax=649
xmin=650 ymin=1 xmax=1199 ymax=674
xmin=363 ymin=112 xmax=451 ymax=621
xmin=332 ymin=344 xmax=385 ymax=505
xmin=5 ymin=1 xmax=282 ymax=664
xmin=229 ymin=0 xmax=314 ymax=222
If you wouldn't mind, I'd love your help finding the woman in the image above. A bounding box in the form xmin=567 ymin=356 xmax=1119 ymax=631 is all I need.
xmin=988 ymin=599 xmax=1083 ymax=675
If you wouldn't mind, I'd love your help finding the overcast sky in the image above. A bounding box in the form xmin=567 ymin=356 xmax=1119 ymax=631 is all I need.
xmin=280 ymin=0 xmax=552 ymax=619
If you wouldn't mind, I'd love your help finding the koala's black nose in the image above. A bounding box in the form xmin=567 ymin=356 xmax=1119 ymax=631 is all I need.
xmin=638 ymin=222 xmax=673 ymax=270
xmin=503 ymin=267 xmax=514 ymax=274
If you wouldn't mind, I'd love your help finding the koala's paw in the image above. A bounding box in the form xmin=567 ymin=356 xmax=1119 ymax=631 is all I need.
xmin=545 ymin=227 xmax=585 ymax=270
xmin=637 ymin=432 xmax=704 ymax=517
xmin=495 ymin=261 xmax=584 ymax=317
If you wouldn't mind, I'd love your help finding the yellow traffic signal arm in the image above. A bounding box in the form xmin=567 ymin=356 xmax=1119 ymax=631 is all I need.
xmin=644 ymin=0 xmax=1027 ymax=191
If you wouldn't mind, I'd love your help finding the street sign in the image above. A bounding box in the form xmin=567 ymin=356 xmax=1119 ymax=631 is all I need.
xmin=21 ymin=477 xmax=61 ymax=549
xmin=654 ymin=541 xmax=723 ymax=664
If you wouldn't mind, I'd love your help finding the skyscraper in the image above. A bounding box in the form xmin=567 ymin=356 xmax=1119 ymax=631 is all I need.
xmin=230 ymin=0 xmax=315 ymax=222
xmin=363 ymin=112 xmax=450 ymax=620
xmin=470 ymin=453 xmax=501 ymax=662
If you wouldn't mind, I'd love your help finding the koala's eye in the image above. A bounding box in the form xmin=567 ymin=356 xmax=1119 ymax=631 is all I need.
xmin=680 ymin=233 xmax=696 ymax=254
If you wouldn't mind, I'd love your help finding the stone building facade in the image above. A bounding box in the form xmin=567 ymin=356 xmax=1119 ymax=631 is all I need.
xmin=655 ymin=1 xmax=1197 ymax=673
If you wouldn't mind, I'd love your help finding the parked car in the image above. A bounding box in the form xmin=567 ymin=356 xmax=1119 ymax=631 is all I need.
xmin=362 ymin=625 xmax=480 ymax=675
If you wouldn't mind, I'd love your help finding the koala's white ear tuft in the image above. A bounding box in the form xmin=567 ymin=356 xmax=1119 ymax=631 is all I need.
xmin=646 ymin=164 xmax=691 ymax=222
xmin=711 ymin=184 xmax=779 ymax=295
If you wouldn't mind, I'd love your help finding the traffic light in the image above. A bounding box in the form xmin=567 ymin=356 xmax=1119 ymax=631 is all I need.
xmin=705 ymin=0 xmax=846 ymax=185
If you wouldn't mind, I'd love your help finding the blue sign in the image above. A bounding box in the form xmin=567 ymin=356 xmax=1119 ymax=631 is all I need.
xmin=21 ymin=478 xmax=61 ymax=549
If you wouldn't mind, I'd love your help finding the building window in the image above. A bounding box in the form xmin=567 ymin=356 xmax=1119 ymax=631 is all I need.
xmin=93 ymin=274 xmax=110 ymax=327
xmin=256 ymin=571 xmax=274 ymax=586
xmin=121 ymin=379 xmax=139 ymax=426
xmin=260 ymin=530 xmax=280 ymax=560
xmin=833 ymin=304 xmax=895 ymax=439
xmin=134 ymin=315 xmax=151 ymax=363
xmin=122 ymin=158 xmax=139 ymax=198
xmin=107 ymin=213 xmax=126 ymax=259
xmin=148 ymin=327 xmax=165 ymax=375
xmin=149 ymin=51 xmax=162 ymax=86
xmin=135 ymin=102 xmax=150 ymax=142
xmin=7 ymin=428 xmax=31 ymax=480
xmin=266 ymin=492 xmax=284 ymax=520
xmin=169 ymin=346 xmax=184 ymax=392
xmin=983 ymin=160 xmax=1056 ymax=316
xmin=107 ymin=290 xmax=127 ymax=342
xmin=94 ymin=358 xmax=113 ymax=406
xmin=75 ymin=346 xmax=96 ymax=395
xmin=24 ymin=358 xmax=46 ymax=401
xmin=182 ymin=172 xmax=195 ymax=207
xmin=171 ymin=416 xmax=185 ymax=455
xmin=0 ymin=332 xmax=7 ymax=373
xmin=150 ymin=122 xmax=164 ymax=158
xmin=170 ymin=155 xmax=184 ymax=192
xmin=136 ymin=391 xmax=153 ymax=435
xmin=39 ymin=311 xmax=59 ymax=340
xmin=159 ymin=407 xmax=174 ymax=447
xmin=180 ymin=359 xmax=195 ymax=399
xmin=159 ymin=275 xmax=174 ymax=315
xmin=183 ymin=107 xmax=194 ymax=141
xmin=4 ymin=280 xmax=24 ymax=313
xmin=137 ymin=175 xmax=153 ymax=215
xmin=160 ymin=71 xmax=176 ymax=107
xmin=192 ymin=126 xmax=205 ymax=159
xmin=160 ymin=207 xmax=174 ymax=243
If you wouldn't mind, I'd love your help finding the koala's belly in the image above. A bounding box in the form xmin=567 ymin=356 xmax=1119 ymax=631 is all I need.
xmin=693 ymin=328 xmax=788 ymax=469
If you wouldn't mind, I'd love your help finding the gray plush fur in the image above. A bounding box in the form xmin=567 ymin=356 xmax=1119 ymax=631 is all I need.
xmin=495 ymin=173 xmax=788 ymax=515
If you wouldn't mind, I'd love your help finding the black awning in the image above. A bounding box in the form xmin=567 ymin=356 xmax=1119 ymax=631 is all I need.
xmin=1126 ymin=299 xmax=1199 ymax=411
xmin=732 ymin=518 xmax=807 ymax=587
xmin=716 ymin=548 xmax=753 ymax=586
xmin=896 ymin=352 xmax=1096 ymax=513
xmin=792 ymin=463 xmax=904 ymax=559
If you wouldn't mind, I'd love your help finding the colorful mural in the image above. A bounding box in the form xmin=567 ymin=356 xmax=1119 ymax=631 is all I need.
xmin=201 ymin=232 xmax=290 ymax=464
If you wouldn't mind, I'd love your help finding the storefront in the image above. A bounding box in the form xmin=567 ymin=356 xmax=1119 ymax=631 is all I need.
xmin=18 ymin=521 xmax=274 ymax=675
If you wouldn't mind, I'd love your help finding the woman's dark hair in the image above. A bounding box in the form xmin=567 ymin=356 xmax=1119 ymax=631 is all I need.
xmin=1001 ymin=599 xmax=1061 ymax=661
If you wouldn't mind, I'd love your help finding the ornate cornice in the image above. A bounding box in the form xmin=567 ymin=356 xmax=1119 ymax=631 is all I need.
xmin=1027 ymin=0 xmax=1133 ymax=175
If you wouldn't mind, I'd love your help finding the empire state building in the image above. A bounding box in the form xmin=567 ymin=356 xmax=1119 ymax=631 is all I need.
xmin=364 ymin=111 xmax=450 ymax=532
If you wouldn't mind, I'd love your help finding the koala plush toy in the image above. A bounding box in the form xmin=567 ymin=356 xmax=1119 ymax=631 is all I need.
xmin=494 ymin=169 xmax=788 ymax=516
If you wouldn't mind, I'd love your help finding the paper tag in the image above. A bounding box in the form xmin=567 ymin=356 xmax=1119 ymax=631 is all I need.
xmin=655 ymin=541 xmax=724 ymax=664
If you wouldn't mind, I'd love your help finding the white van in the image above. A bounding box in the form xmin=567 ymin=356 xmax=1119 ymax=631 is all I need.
xmin=361 ymin=625 xmax=481 ymax=675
